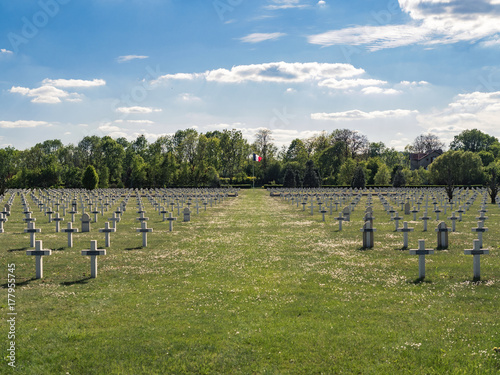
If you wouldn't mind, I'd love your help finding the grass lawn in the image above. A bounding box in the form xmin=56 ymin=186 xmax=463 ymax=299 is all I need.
xmin=1 ymin=188 xmax=499 ymax=374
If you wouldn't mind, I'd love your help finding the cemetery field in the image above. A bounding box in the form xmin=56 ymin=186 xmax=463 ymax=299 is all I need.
xmin=2 ymin=189 xmax=500 ymax=374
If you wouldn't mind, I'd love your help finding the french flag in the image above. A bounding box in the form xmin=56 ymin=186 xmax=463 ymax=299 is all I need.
xmin=252 ymin=153 xmax=262 ymax=162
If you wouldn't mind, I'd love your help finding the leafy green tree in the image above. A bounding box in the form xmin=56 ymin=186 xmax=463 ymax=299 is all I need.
xmin=478 ymin=150 xmax=495 ymax=166
xmin=130 ymin=154 xmax=147 ymax=188
xmin=338 ymin=158 xmax=357 ymax=185
xmin=302 ymin=160 xmax=320 ymax=188
xmin=283 ymin=166 xmax=297 ymax=188
xmin=449 ymin=129 xmax=498 ymax=152
xmin=374 ymin=164 xmax=391 ymax=185
xmin=392 ymin=168 xmax=406 ymax=187
xmin=82 ymin=165 xmax=99 ymax=190
xmin=484 ymin=161 xmax=500 ymax=204
xmin=351 ymin=166 xmax=366 ymax=189
xmin=98 ymin=166 xmax=109 ymax=188
xmin=429 ymin=151 xmax=484 ymax=201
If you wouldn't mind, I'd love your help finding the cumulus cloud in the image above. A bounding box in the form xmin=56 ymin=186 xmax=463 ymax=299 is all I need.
xmin=0 ymin=120 xmax=49 ymax=128
xmin=10 ymin=78 xmax=105 ymax=103
xmin=308 ymin=0 xmax=500 ymax=50
xmin=240 ymin=32 xmax=286 ymax=43
xmin=115 ymin=106 xmax=162 ymax=114
xmin=1 ymin=48 xmax=13 ymax=55
xmin=154 ymin=62 xmax=369 ymax=90
xmin=416 ymin=90 xmax=500 ymax=143
xmin=42 ymin=78 xmax=106 ymax=88
xmin=116 ymin=55 xmax=149 ymax=63
xmin=311 ymin=109 xmax=418 ymax=121
xmin=10 ymin=85 xmax=82 ymax=104
xmin=361 ymin=86 xmax=402 ymax=95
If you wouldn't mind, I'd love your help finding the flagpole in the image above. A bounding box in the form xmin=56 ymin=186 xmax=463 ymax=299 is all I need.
xmin=252 ymin=161 xmax=255 ymax=189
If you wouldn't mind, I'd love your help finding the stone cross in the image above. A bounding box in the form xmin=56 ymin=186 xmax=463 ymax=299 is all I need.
xmin=320 ymin=207 xmax=327 ymax=222
xmin=53 ymin=213 xmax=64 ymax=233
xmin=159 ymin=207 xmax=169 ymax=221
xmin=136 ymin=221 xmax=153 ymax=247
xmin=68 ymin=208 xmax=78 ymax=223
xmin=166 ymin=212 xmax=177 ymax=231
xmin=109 ymin=212 xmax=121 ymax=229
xmin=99 ymin=222 xmax=116 ymax=247
xmin=0 ymin=213 xmax=7 ymax=233
xmin=360 ymin=220 xmax=376 ymax=249
xmin=409 ymin=239 xmax=434 ymax=279
xmin=24 ymin=222 xmax=41 ymax=247
xmin=457 ymin=207 xmax=465 ymax=221
xmin=411 ymin=207 xmax=419 ymax=221
xmin=81 ymin=213 xmax=91 ymax=233
xmin=464 ymin=239 xmax=490 ymax=280
xmin=26 ymin=240 xmax=52 ymax=279
xmin=310 ymin=200 xmax=315 ymax=216
xmin=136 ymin=212 xmax=149 ymax=223
xmin=81 ymin=240 xmax=106 ymax=278
xmin=420 ymin=212 xmax=431 ymax=231
xmin=91 ymin=207 xmax=100 ymax=223
xmin=435 ymin=221 xmax=451 ymax=249
xmin=62 ymin=222 xmax=79 ymax=248
xmin=45 ymin=207 xmax=55 ymax=223
xmin=23 ymin=212 xmax=36 ymax=225
xmin=392 ymin=212 xmax=402 ymax=231
xmin=335 ymin=214 xmax=345 ymax=231
xmin=448 ymin=212 xmax=459 ymax=232
xmin=471 ymin=221 xmax=488 ymax=248
xmin=397 ymin=221 xmax=414 ymax=249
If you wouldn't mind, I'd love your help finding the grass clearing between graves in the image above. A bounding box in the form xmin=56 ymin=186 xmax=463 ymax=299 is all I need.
xmin=1 ymin=188 xmax=500 ymax=374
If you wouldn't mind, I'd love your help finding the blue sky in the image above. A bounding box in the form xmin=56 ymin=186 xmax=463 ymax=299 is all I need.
xmin=2 ymin=0 xmax=500 ymax=151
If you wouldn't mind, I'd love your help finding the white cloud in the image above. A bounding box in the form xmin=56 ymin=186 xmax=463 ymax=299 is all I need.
xmin=0 ymin=120 xmax=49 ymax=128
xmin=116 ymin=55 xmax=149 ymax=63
xmin=265 ymin=0 xmax=309 ymax=10
xmin=10 ymin=78 xmax=105 ymax=103
xmin=115 ymin=119 xmax=155 ymax=125
xmin=361 ymin=86 xmax=402 ymax=95
xmin=317 ymin=0 xmax=326 ymax=5
xmin=154 ymin=62 xmax=366 ymax=88
xmin=416 ymin=91 xmax=500 ymax=144
xmin=179 ymin=93 xmax=202 ymax=102
xmin=115 ymin=106 xmax=162 ymax=114
xmin=311 ymin=109 xmax=418 ymax=121
xmin=1 ymin=48 xmax=13 ymax=55
xmin=318 ymin=78 xmax=387 ymax=89
xmin=240 ymin=32 xmax=286 ymax=43
xmin=308 ymin=0 xmax=500 ymax=50
xmin=42 ymin=78 xmax=106 ymax=88
xmin=10 ymin=85 xmax=82 ymax=104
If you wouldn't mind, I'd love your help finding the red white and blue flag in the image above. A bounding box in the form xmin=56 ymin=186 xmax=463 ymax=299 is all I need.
xmin=252 ymin=153 xmax=262 ymax=162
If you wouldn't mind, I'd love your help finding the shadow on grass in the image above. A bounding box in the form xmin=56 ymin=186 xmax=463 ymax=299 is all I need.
xmin=8 ymin=247 xmax=29 ymax=252
xmin=61 ymin=277 xmax=92 ymax=286
xmin=407 ymin=277 xmax=433 ymax=285
xmin=1 ymin=277 xmax=37 ymax=288
xmin=125 ymin=246 xmax=143 ymax=251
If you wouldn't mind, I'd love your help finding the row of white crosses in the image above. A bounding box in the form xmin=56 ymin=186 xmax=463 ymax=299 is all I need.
xmin=409 ymin=239 xmax=489 ymax=281
xmin=27 ymin=240 xmax=106 ymax=279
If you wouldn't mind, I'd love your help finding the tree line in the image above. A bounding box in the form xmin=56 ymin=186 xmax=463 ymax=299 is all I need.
xmin=0 ymin=128 xmax=499 ymax=199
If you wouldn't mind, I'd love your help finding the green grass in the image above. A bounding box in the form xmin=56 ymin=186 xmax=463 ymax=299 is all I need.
xmin=1 ymin=189 xmax=500 ymax=374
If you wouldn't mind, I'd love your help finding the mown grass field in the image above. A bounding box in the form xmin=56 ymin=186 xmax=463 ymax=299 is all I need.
xmin=1 ymin=188 xmax=499 ymax=374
